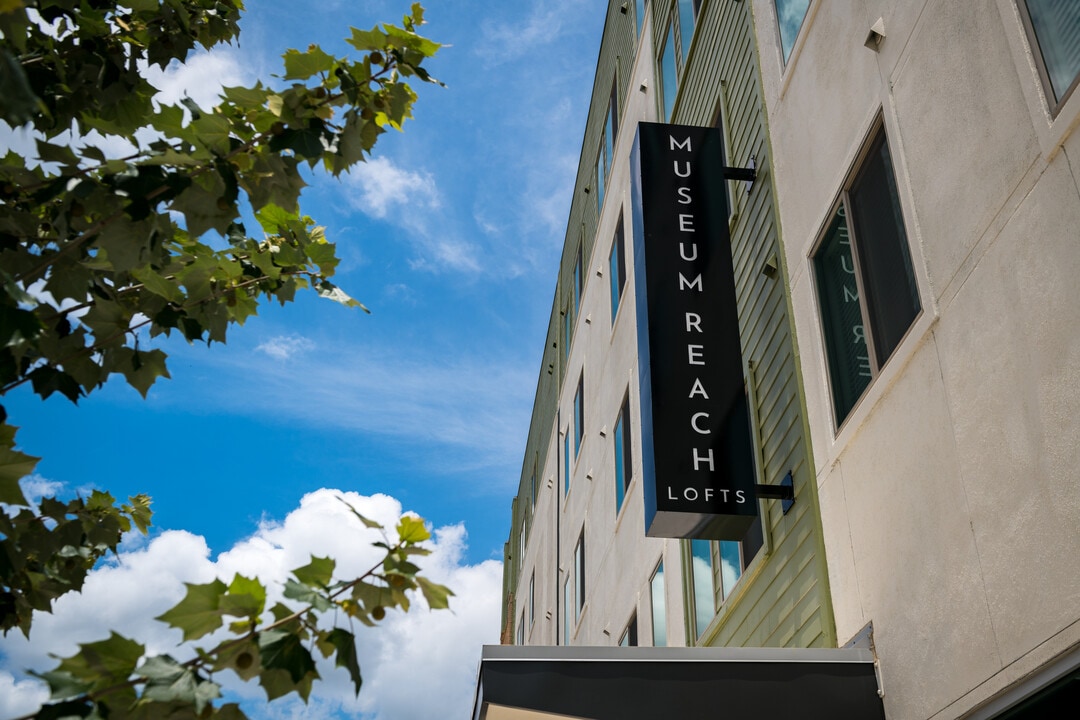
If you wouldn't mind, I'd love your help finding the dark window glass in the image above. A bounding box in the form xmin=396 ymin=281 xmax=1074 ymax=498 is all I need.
xmin=609 ymin=216 xmax=626 ymax=322
xmin=635 ymin=0 xmax=646 ymax=36
xmin=563 ymin=431 xmax=571 ymax=495
xmin=574 ymin=531 xmax=585 ymax=621
xmin=1023 ymin=0 xmax=1080 ymax=105
xmin=813 ymin=125 xmax=919 ymax=425
xmin=614 ymin=395 xmax=632 ymax=513
xmin=574 ymin=373 xmax=584 ymax=456
xmin=814 ymin=208 xmax=872 ymax=421
xmin=849 ymin=133 xmax=920 ymax=367
xmin=659 ymin=23 xmax=678 ymax=120
xmin=620 ymin=614 xmax=638 ymax=646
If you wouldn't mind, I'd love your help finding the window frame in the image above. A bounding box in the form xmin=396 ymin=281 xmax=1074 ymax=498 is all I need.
xmin=1016 ymin=0 xmax=1080 ymax=115
xmin=529 ymin=570 xmax=535 ymax=631
xmin=810 ymin=120 xmax=921 ymax=429
xmin=574 ymin=529 xmax=586 ymax=623
xmin=620 ymin=613 xmax=638 ymax=646
xmin=773 ymin=0 xmax=813 ymax=66
xmin=573 ymin=371 xmax=585 ymax=458
xmin=650 ymin=560 xmax=666 ymax=647
xmin=613 ymin=391 xmax=632 ymax=515
xmin=609 ymin=213 xmax=627 ymax=324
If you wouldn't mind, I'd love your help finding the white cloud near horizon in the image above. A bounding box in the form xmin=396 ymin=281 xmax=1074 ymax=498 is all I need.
xmin=0 ymin=489 xmax=502 ymax=720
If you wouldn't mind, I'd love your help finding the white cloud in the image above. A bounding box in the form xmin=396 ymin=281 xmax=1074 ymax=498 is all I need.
xmin=145 ymin=49 xmax=252 ymax=113
xmin=339 ymin=156 xmax=481 ymax=273
xmin=255 ymin=335 xmax=316 ymax=360
xmin=0 ymin=489 xmax=501 ymax=720
xmin=17 ymin=474 xmax=65 ymax=503
xmin=345 ymin=157 xmax=440 ymax=221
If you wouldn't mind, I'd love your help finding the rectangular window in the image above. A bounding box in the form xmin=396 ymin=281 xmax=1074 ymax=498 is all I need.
xmin=609 ymin=214 xmax=626 ymax=323
xmin=574 ymin=530 xmax=586 ymax=622
xmin=529 ymin=571 xmax=535 ymax=630
xmin=687 ymin=520 xmax=763 ymax=639
xmin=812 ymin=124 xmax=920 ymax=425
xmin=774 ymin=0 xmax=811 ymax=63
xmin=620 ymin=614 xmax=638 ymax=646
xmin=519 ymin=514 xmax=527 ymax=561
xmin=650 ymin=561 xmax=666 ymax=646
xmin=563 ymin=303 xmax=572 ymax=360
xmin=563 ymin=429 xmax=571 ymax=496
xmin=613 ymin=394 xmax=632 ymax=514
xmin=635 ymin=0 xmax=646 ymax=36
xmin=596 ymin=149 xmax=606 ymax=212
xmin=574 ymin=244 xmax=583 ymax=315
xmin=563 ymin=578 xmax=571 ymax=645
xmin=1019 ymin=0 xmax=1080 ymax=111
xmin=606 ymin=79 xmax=618 ymax=162
xmin=573 ymin=372 xmax=584 ymax=457
xmin=689 ymin=539 xmax=714 ymax=640
xmin=518 ymin=611 xmax=525 ymax=645
xmin=657 ymin=1 xmax=701 ymax=120
xmin=530 ymin=462 xmax=537 ymax=508
xmin=659 ymin=21 xmax=678 ymax=120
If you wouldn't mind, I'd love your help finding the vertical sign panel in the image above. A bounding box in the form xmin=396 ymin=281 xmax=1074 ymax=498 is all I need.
xmin=630 ymin=122 xmax=757 ymax=540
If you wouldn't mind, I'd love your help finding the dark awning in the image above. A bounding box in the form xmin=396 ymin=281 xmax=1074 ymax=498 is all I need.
xmin=471 ymin=645 xmax=886 ymax=720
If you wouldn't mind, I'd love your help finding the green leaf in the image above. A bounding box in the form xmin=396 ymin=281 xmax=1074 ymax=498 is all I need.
xmin=397 ymin=514 xmax=430 ymax=544
xmin=291 ymin=556 xmax=335 ymax=588
xmin=220 ymin=574 xmax=267 ymax=618
xmin=35 ymin=140 xmax=80 ymax=167
xmin=121 ymin=494 xmax=153 ymax=534
xmin=316 ymin=281 xmax=368 ymax=312
xmin=417 ymin=576 xmax=454 ymax=610
xmin=0 ymin=48 xmax=40 ymax=126
xmin=115 ymin=348 xmax=171 ymax=398
xmin=326 ymin=628 xmax=362 ymax=696
xmin=259 ymin=629 xmax=318 ymax=693
xmin=338 ymin=497 xmax=383 ymax=529
xmin=282 ymin=579 xmax=334 ymax=612
xmin=156 ymin=579 xmax=227 ymax=641
xmin=282 ymin=46 xmax=336 ymax=80
xmin=0 ymin=423 xmax=37 ymax=505
xmin=51 ymin=632 xmax=145 ymax=694
xmin=347 ymin=27 xmax=388 ymax=52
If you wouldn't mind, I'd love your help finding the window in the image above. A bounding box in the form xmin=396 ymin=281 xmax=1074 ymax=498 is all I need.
xmin=620 ymin=614 xmax=638 ymax=646
xmin=812 ymin=124 xmax=920 ymax=426
xmin=689 ymin=540 xmax=714 ymax=639
xmin=656 ymin=1 xmax=700 ymax=120
xmin=519 ymin=513 xmax=527 ymax=561
xmin=774 ymin=0 xmax=811 ymax=63
xmin=530 ymin=462 xmax=537 ymax=508
xmin=609 ymin=214 xmax=627 ymax=323
xmin=573 ymin=372 xmax=584 ymax=457
xmin=563 ymin=579 xmax=572 ymax=645
xmin=596 ymin=80 xmax=618 ymax=214
xmin=574 ymin=530 xmax=586 ymax=622
xmin=529 ymin=571 xmax=535 ymax=630
xmin=562 ymin=246 xmax=583 ymax=359
xmin=1019 ymin=0 xmax=1080 ymax=111
xmin=659 ymin=22 xmax=678 ymax=121
xmin=650 ymin=561 xmax=666 ymax=646
xmin=635 ymin=0 xmax=646 ymax=36
xmin=596 ymin=150 xmax=606 ymax=212
xmin=518 ymin=610 xmax=525 ymax=645
xmin=563 ymin=429 xmax=571 ymax=496
xmin=687 ymin=520 xmax=765 ymax=639
xmin=613 ymin=393 xmax=632 ymax=514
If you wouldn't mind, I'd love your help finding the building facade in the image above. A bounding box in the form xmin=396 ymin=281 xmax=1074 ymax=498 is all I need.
xmin=497 ymin=1 xmax=1079 ymax=719
xmin=752 ymin=0 xmax=1080 ymax=718
xmin=502 ymin=0 xmax=834 ymax=659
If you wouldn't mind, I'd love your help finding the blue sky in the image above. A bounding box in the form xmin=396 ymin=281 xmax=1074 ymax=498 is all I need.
xmin=0 ymin=1 xmax=605 ymax=717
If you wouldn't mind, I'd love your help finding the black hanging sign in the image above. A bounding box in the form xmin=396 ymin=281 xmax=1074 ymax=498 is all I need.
xmin=630 ymin=122 xmax=758 ymax=540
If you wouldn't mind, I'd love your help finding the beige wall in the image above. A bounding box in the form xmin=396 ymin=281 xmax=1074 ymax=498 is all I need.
xmin=751 ymin=0 xmax=1080 ymax=718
